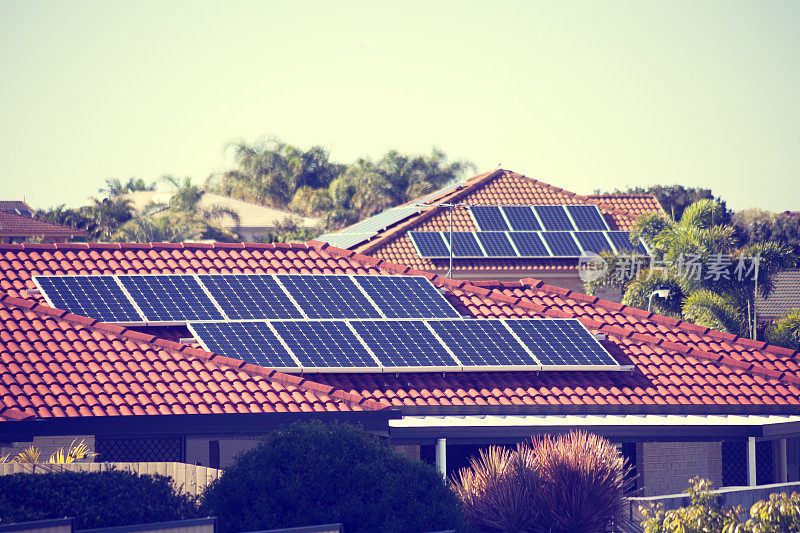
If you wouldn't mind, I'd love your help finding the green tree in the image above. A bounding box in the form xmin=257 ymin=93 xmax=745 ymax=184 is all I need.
xmin=595 ymin=185 xmax=726 ymax=222
xmin=100 ymin=177 xmax=155 ymax=198
xmin=766 ymin=310 xmax=800 ymax=351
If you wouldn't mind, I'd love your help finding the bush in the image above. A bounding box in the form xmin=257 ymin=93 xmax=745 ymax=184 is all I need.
xmin=739 ymin=491 xmax=800 ymax=532
xmin=451 ymin=430 xmax=632 ymax=533
xmin=200 ymin=420 xmax=468 ymax=533
xmin=0 ymin=470 xmax=199 ymax=529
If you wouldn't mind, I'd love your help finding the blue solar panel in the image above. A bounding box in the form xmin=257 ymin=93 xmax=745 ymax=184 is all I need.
xmin=508 ymin=232 xmax=550 ymax=257
xmin=450 ymin=231 xmax=485 ymax=257
xmin=354 ymin=275 xmax=460 ymax=318
xmin=198 ymin=274 xmax=303 ymax=319
xmin=505 ymin=319 xmax=619 ymax=366
xmin=35 ymin=275 xmax=143 ymax=323
xmin=476 ymin=232 xmax=517 ymax=257
xmin=566 ymin=205 xmax=609 ymax=231
xmin=189 ymin=321 xmax=297 ymax=368
xmin=573 ymin=231 xmax=614 ymax=254
xmin=502 ymin=206 xmax=542 ymax=231
xmin=270 ymin=320 xmax=377 ymax=368
xmin=470 ymin=206 xmax=509 ymax=231
xmin=349 ymin=320 xmax=456 ymax=367
xmin=541 ymin=232 xmax=581 ymax=256
xmin=607 ymin=231 xmax=648 ymax=254
xmin=534 ymin=206 xmax=575 ymax=231
xmin=427 ymin=320 xmax=537 ymax=367
xmin=117 ymin=275 xmax=224 ymax=322
xmin=409 ymin=231 xmax=449 ymax=258
xmin=276 ymin=275 xmax=381 ymax=319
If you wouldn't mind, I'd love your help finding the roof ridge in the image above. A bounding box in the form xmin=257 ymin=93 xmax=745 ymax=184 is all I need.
xmin=0 ymin=293 xmax=389 ymax=412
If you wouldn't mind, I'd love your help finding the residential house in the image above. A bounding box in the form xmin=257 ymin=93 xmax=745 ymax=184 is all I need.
xmin=0 ymin=202 xmax=88 ymax=244
xmin=755 ymin=269 xmax=800 ymax=322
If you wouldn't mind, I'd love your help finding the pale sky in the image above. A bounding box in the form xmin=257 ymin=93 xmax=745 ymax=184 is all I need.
xmin=1 ymin=1 xmax=799 ymax=212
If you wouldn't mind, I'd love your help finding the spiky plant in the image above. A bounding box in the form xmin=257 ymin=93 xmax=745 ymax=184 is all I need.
xmin=13 ymin=445 xmax=41 ymax=463
xmin=48 ymin=438 xmax=98 ymax=464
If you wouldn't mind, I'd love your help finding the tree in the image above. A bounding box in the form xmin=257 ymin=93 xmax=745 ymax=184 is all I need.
xmin=595 ymin=185 xmax=726 ymax=222
xmin=100 ymin=177 xmax=155 ymax=198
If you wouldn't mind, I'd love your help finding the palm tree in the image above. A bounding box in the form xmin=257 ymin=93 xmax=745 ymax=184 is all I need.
xmin=100 ymin=178 xmax=155 ymax=197
xmin=111 ymin=214 xmax=202 ymax=243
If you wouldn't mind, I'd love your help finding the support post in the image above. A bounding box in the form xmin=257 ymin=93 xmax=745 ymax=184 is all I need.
xmin=436 ymin=438 xmax=447 ymax=479
xmin=747 ymin=436 xmax=757 ymax=486
xmin=779 ymin=438 xmax=788 ymax=483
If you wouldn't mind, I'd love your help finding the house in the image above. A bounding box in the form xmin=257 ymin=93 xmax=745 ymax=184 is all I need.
xmin=317 ymin=169 xmax=664 ymax=297
xmin=755 ymin=269 xmax=800 ymax=322
xmin=0 ymin=202 xmax=88 ymax=244
xmin=1 ymin=241 xmax=800 ymax=497
xmin=123 ymin=191 xmax=320 ymax=241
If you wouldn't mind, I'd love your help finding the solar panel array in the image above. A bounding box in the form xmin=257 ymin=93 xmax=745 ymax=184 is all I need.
xmin=410 ymin=230 xmax=646 ymax=258
xmin=33 ymin=273 xmax=460 ymax=324
xmin=188 ymin=318 xmax=628 ymax=372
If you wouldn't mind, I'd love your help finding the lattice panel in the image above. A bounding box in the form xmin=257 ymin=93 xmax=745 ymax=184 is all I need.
xmin=95 ymin=437 xmax=183 ymax=463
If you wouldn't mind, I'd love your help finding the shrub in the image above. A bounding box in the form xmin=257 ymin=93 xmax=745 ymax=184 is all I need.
xmin=451 ymin=430 xmax=631 ymax=533
xmin=200 ymin=420 xmax=468 ymax=533
xmin=640 ymin=477 xmax=742 ymax=533
xmin=737 ymin=491 xmax=800 ymax=532
xmin=0 ymin=470 xmax=199 ymax=529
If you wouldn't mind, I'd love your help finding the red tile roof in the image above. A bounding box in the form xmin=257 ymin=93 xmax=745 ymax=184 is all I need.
xmin=338 ymin=170 xmax=664 ymax=273
xmin=0 ymin=240 xmax=798 ymax=419
xmin=0 ymin=212 xmax=88 ymax=238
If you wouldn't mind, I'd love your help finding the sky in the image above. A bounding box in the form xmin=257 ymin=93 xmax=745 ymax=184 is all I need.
xmin=1 ymin=1 xmax=799 ymax=212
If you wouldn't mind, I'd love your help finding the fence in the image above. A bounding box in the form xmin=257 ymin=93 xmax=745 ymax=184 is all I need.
xmin=0 ymin=462 xmax=222 ymax=497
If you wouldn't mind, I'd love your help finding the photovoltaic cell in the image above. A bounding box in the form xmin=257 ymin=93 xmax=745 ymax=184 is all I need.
xmin=35 ymin=275 xmax=143 ymax=323
xmin=117 ymin=275 xmax=224 ymax=322
xmin=270 ymin=320 xmax=376 ymax=368
xmin=354 ymin=275 xmax=460 ymax=318
xmin=189 ymin=321 xmax=297 ymax=368
xmin=450 ymin=232 xmax=485 ymax=257
xmin=198 ymin=274 xmax=303 ymax=319
xmin=566 ymin=205 xmax=609 ymax=231
xmin=607 ymin=231 xmax=648 ymax=254
xmin=476 ymin=232 xmax=517 ymax=257
xmin=409 ymin=231 xmax=449 ymax=258
xmin=505 ymin=319 xmax=619 ymax=366
xmin=541 ymin=232 xmax=581 ymax=256
xmin=573 ymin=232 xmax=614 ymax=254
xmin=276 ymin=275 xmax=381 ymax=319
xmin=427 ymin=320 xmax=537 ymax=367
xmin=349 ymin=320 xmax=456 ymax=367
xmin=508 ymin=232 xmax=550 ymax=257
xmin=501 ymin=206 xmax=542 ymax=231
xmin=534 ymin=206 xmax=575 ymax=231
xmin=470 ymin=206 xmax=509 ymax=231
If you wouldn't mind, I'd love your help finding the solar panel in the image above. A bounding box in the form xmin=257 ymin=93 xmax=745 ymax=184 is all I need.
xmin=505 ymin=319 xmax=619 ymax=367
xmin=427 ymin=319 xmax=538 ymax=367
xmin=573 ymin=231 xmax=615 ymax=254
xmin=476 ymin=232 xmax=517 ymax=257
xmin=189 ymin=321 xmax=297 ymax=368
xmin=34 ymin=275 xmax=144 ymax=323
xmin=117 ymin=275 xmax=224 ymax=322
xmin=450 ymin=231 xmax=485 ymax=257
xmin=270 ymin=320 xmax=377 ymax=368
xmin=607 ymin=231 xmax=648 ymax=254
xmin=501 ymin=206 xmax=542 ymax=231
xmin=316 ymin=232 xmax=375 ymax=249
xmin=319 ymin=205 xmax=422 ymax=248
xmin=349 ymin=320 xmax=456 ymax=367
xmin=354 ymin=275 xmax=461 ymax=318
xmin=276 ymin=275 xmax=382 ymax=319
xmin=508 ymin=232 xmax=550 ymax=257
xmin=534 ymin=206 xmax=575 ymax=231
xmin=566 ymin=205 xmax=609 ymax=231
xmin=409 ymin=231 xmax=449 ymax=258
xmin=470 ymin=206 xmax=509 ymax=231
xmin=198 ymin=274 xmax=303 ymax=319
xmin=541 ymin=232 xmax=581 ymax=256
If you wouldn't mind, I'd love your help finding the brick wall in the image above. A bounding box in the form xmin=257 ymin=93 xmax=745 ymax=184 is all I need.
xmin=639 ymin=441 xmax=722 ymax=496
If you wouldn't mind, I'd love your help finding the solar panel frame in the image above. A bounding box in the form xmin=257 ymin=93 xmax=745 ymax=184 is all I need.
xmin=501 ymin=206 xmax=542 ymax=231
xmin=269 ymin=319 xmax=380 ymax=369
xmin=606 ymin=231 xmax=649 ymax=255
xmin=534 ymin=205 xmax=575 ymax=231
xmin=470 ymin=206 xmax=510 ymax=231
xmin=504 ymin=318 xmax=621 ymax=369
xmin=427 ymin=319 xmax=539 ymax=369
xmin=117 ymin=274 xmax=226 ymax=323
xmin=566 ymin=205 xmax=610 ymax=231
xmin=449 ymin=231 xmax=485 ymax=257
xmin=508 ymin=232 xmax=551 ymax=257
xmin=188 ymin=321 xmax=300 ymax=369
xmin=573 ymin=231 xmax=615 ymax=254
xmin=353 ymin=275 xmax=461 ymax=319
xmin=198 ymin=274 xmax=304 ymax=320
xmin=275 ymin=275 xmax=383 ymax=319
xmin=33 ymin=275 xmax=145 ymax=324
xmin=349 ymin=319 xmax=457 ymax=369
xmin=476 ymin=232 xmax=518 ymax=258
xmin=541 ymin=231 xmax=582 ymax=257
xmin=409 ymin=231 xmax=450 ymax=258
